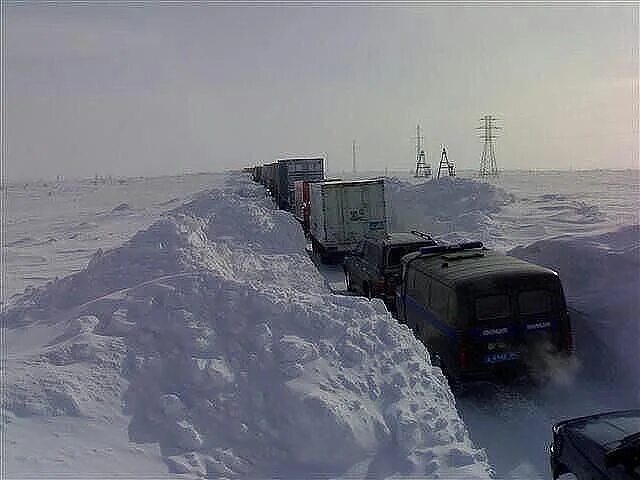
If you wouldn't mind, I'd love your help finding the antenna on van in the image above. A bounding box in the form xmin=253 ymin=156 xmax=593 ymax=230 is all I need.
xmin=410 ymin=230 xmax=435 ymax=241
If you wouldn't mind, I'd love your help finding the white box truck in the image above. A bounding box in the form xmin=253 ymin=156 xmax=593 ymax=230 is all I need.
xmin=309 ymin=178 xmax=389 ymax=263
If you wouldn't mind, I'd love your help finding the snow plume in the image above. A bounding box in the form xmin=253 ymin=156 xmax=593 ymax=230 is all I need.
xmin=2 ymin=174 xmax=492 ymax=478
xmin=522 ymin=339 xmax=582 ymax=388
xmin=510 ymin=225 xmax=640 ymax=398
xmin=386 ymin=176 xmax=514 ymax=247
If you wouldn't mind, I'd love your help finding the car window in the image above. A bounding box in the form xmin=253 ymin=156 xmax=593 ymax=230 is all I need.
xmin=519 ymin=290 xmax=552 ymax=315
xmin=475 ymin=294 xmax=511 ymax=321
xmin=364 ymin=242 xmax=380 ymax=264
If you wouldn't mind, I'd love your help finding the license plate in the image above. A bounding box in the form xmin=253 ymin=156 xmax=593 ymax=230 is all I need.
xmin=484 ymin=351 xmax=521 ymax=364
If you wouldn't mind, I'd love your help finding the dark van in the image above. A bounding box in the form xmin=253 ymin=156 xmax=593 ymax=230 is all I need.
xmin=395 ymin=242 xmax=573 ymax=384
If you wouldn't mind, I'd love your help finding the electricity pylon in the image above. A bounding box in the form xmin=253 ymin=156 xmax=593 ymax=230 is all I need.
xmin=477 ymin=115 xmax=501 ymax=178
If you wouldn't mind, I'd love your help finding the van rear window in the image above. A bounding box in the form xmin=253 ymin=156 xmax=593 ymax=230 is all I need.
xmin=475 ymin=295 xmax=510 ymax=320
xmin=519 ymin=290 xmax=552 ymax=315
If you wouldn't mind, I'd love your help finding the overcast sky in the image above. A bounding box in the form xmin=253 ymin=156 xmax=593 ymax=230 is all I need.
xmin=5 ymin=4 xmax=638 ymax=180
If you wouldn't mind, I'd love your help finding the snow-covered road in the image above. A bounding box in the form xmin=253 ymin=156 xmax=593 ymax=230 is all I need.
xmin=314 ymin=171 xmax=640 ymax=479
xmin=313 ymin=232 xmax=638 ymax=478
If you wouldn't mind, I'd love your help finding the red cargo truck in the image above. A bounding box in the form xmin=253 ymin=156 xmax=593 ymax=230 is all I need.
xmin=294 ymin=180 xmax=312 ymax=234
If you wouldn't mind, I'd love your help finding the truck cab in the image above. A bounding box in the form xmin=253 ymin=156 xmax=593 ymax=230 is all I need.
xmin=343 ymin=231 xmax=436 ymax=310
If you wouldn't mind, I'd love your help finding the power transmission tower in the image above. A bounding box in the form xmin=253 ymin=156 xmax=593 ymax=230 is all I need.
xmin=437 ymin=145 xmax=455 ymax=179
xmin=477 ymin=114 xmax=501 ymax=178
xmin=413 ymin=124 xmax=431 ymax=178
xmin=352 ymin=140 xmax=357 ymax=174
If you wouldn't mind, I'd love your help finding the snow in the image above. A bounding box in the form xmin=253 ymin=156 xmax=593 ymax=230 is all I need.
xmin=3 ymin=168 xmax=638 ymax=479
xmin=387 ymin=175 xmax=514 ymax=246
xmin=4 ymin=173 xmax=230 ymax=300
xmin=510 ymin=225 xmax=640 ymax=396
xmin=2 ymin=173 xmax=491 ymax=478
xmin=333 ymin=169 xmax=639 ymax=477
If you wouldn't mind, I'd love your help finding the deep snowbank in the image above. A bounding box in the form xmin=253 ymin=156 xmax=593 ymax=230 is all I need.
xmin=3 ymin=174 xmax=491 ymax=478
xmin=387 ymin=176 xmax=514 ymax=247
xmin=510 ymin=225 xmax=640 ymax=397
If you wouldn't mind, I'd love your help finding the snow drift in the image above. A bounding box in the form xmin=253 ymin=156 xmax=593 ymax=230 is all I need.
xmin=386 ymin=176 xmax=514 ymax=247
xmin=3 ymin=174 xmax=491 ymax=478
xmin=510 ymin=225 xmax=640 ymax=398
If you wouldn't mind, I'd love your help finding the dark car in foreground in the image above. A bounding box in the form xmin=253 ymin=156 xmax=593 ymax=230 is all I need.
xmin=343 ymin=231 xmax=436 ymax=309
xmin=551 ymin=409 xmax=640 ymax=479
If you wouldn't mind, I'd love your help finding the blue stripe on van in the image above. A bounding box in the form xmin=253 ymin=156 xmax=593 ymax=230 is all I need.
xmin=405 ymin=294 xmax=458 ymax=340
xmin=403 ymin=293 xmax=561 ymax=341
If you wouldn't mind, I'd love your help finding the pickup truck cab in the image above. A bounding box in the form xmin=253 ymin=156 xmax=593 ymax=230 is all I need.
xmin=343 ymin=231 xmax=436 ymax=309
xmin=395 ymin=242 xmax=573 ymax=385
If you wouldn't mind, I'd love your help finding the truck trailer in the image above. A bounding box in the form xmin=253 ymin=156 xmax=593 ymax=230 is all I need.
xmin=275 ymin=157 xmax=325 ymax=211
xmin=308 ymin=178 xmax=389 ymax=263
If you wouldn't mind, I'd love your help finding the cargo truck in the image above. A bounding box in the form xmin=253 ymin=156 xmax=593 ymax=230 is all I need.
xmin=294 ymin=180 xmax=312 ymax=234
xmin=308 ymin=178 xmax=389 ymax=263
xmin=275 ymin=157 xmax=324 ymax=211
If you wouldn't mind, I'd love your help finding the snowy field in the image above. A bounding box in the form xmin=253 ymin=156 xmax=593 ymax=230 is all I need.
xmin=2 ymin=169 xmax=639 ymax=479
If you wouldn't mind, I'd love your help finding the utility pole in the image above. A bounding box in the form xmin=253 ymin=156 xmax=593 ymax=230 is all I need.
xmin=477 ymin=114 xmax=501 ymax=179
xmin=413 ymin=124 xmax=432 ymax=178
xmin=352 ymin=140 xmax=357 ymax=174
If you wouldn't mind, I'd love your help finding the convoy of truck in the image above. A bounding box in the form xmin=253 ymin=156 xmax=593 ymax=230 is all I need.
xmin=250 ymin=159 xmax=389 ymax=262
xmin=248 ymin=160 xmax=574 ymax=386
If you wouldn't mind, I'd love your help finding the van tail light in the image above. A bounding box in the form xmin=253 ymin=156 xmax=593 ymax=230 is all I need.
xmin=459 ymin=346 xmax=469 ymax=370
xmin=374 ymin=280 xmax=385 ymax=293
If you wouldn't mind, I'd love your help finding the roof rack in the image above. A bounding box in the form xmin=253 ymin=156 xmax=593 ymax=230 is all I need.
xmin=410 ymin=230 xmax=435 ymax=241
xmin=419 ymin=241 xmax=483 ymax=255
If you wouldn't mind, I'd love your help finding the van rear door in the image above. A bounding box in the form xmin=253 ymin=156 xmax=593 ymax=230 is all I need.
xmin=467 ymin=292 xmax=525 ymax=369
xmin=517 ymin=287 xmax=567 ymax=356
xmin=465 ymin=281 xmax=566 ymax=373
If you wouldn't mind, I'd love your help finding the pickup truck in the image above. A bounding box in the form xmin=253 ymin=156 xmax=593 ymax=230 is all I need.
xmin=343 ymin=231 xmax=436 ymax=309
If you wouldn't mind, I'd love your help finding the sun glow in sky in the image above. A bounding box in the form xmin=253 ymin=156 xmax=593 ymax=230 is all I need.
xmin=5 ymin=5 xmax=639 ymax=180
